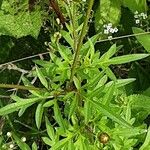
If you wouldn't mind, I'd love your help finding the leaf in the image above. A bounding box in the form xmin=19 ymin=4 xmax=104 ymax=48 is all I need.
xmin=105 ymin=67 xmax=117 ymax=81
xmin=45 ymin=116 xmax=55 ymax=140
xmin=69 ymin=94 xmax=78 ymax=119
xmin=84 ymin=96 xmax=132 ymax=128
xmin=42 ymin=137 xmax=53 ymax=146
xmin=73 ymin=76 xmax=81 ymax=90
xmin=51 ymin=137 xmax=70 ymax=150
xmin=100 ymin=44 xmax=117 ymax=62
xmin=57 ymin=44 xmax=71 ymax=63
xmin=133 ymin=27 xmax=150 ymax=53
xmin=103 ymin=54 xmax=149 ymax=65
xmin=102 ymin=83 xmax=115 ymax=105
xmin=84 ymin=100 xmax=91 ymax=124
xmin=0 ymin=8 xmax=42 ymax=38
xmin=32 ymin=142 xmax=38 ymax=150
xmin=22 ymin=76 xmax=43 ymax=97
xmin=43 ymin=100 xmax=54 ymax=107
xmin=83 ymin=70 xmax=105 ymax=90
xmin=54 ymin=101 xmax=65 ymax=131
xmin=140 ymin=126 xmax=150 ymax=150
xmin=35 ymin=102 xmax=44 ymax=129
xmin=130 ymin=94 xmax=150 ymax=110
xmin=60 ymin=30 xmax=73 ymax=48
xmin=123 ymin=0 xmax=147 ymax=12
xmin=36 ymin=66 xmax=48 ymax=89
xmin=106 ymin=78 xmax=136 ymax=88
xmin=81 ymin=34 xmax=100 ymax=56
xmin=0 ymin=97 xmax=42 ymax=116
xmin=12 ymin=132 xmax=30 ymax=150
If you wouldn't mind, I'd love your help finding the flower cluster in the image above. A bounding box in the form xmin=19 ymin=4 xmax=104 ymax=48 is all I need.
xmin=103 ymin=23 xmax=118 ymax=40
xmin=2 ymin=132 xmax=27 ymax=149
xmin=134 ymin=11 xmax=148 ymax=24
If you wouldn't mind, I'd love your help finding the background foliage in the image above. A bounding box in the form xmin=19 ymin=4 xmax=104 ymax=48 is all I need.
xmin=0 ymin=0 xmax=150 ymax=149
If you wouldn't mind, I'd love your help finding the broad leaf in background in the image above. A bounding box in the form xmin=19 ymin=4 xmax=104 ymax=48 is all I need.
xmin=95 ymin=0 xmax=121 ymax=32
xmin=122 ymin=0 xmax=147 ymax=12
xmin=0 ymin=0 xmax=42 ymax=38
xmin=133 ymin=27 xmax=150 ymax=53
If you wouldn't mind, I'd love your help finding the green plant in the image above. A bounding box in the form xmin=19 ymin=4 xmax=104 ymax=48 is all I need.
xmin=0 ymin=0 xmax=150 ymax=150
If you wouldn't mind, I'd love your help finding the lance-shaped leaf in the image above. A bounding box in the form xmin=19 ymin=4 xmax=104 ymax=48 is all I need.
xmin=0 ymin=97 xmax=43 ymax=116
xmin=84 ymin=96 xmax=132 ymax=128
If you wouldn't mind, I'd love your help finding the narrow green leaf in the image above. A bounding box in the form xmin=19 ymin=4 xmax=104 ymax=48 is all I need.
xmin=57 ymin=44 xmax=70 ymax=63
xmin=12 ymin=133 xmax=30 ymax=150
xmin=140 ymin=126 xmax=150 ymax=150
xmin=45 ymin=116 xmax=55 ymax=140
xmin=84 ymin=96 xmax=132 ymax=128
xmin=105 ymin=67 xmax=117 ymax=81
xmin=83 ymin=70 xmax=105 ymax=90
xmin=36 ymin=66 xmax=48 ymax=89
xmin=73 ymin=76 xmax=81 ymax=90
xmin=54 ymin=101 xmax=65 ymax=131
xmin=43 ymin=100 xmax=54 ymax=107
xmin=81 ymin=34 xmax=100 ymax=56
xmin=104 ymin=54 xmax=149 ymax=65
xmin=0 ymin=97 xmax=42 ymax=116
xmin=69 ymin=94 xmax=78 ymax=119
xmin=84 ymin=100 xmax=91 ymax=124
xmin=100 ymin=44 xmax=117 ymax=62
xmin=22 ymin=76 xmax=43 ymax=97
xmin=18 ymin=104 xmax=32 ymax=117
xmin=60 ymin=30 xmax=73 ymax=48
xmin=102 ymin=83 xmax=115 ymax=105
xmin=133 ymin=27 xmax=150 ymax=53
xmin=35 ymin=102 xmax=44 ymax=129
xmin=106 ymin=78 xmax=136 ymax=88
xmin=52 ymin=137 xmax=70 ymax=150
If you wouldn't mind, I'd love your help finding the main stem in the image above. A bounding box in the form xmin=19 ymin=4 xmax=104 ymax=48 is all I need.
xmin=69 ymin=0 xmax=94 ymax=83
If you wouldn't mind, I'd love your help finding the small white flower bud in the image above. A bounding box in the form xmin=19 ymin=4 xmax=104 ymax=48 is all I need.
xmin=108 ymin=36 xmax=113 ymax=40
xmin=134 ymin=11 xmax=138 ymax=14
xmin=21 ymin=137 xmax=26 ymax=142
xmin=9 ymin=144 xmax=14 ymax=149
xmin=104 ymin=29 xmax=109 ymax=34
xmin=114 ymin=27 xmax=118 ymax=33
xmin=135 ymin=19 xmax=140 ymax=24
xmin=109 ymin=28 xmax=115 ymax=33
xmin=143 ymin=14 xmax=147 ymax=19
xmin=7 ymin=132 xmax=12 ymax=137
xmin=56 ymin=18 xmax=60 ymax=25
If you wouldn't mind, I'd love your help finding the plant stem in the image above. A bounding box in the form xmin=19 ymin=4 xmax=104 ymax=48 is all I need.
xmin=69 ymin=0 xmax=94 ymax=83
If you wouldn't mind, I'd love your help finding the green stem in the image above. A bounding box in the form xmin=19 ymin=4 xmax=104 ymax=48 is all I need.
xmin=0 ymin=83 xmax=43 ymax=91
xmin=69 ymin=0 xmax=94 ymax=83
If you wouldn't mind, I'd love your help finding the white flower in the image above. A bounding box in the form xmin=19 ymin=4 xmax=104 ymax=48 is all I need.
xmin=134 ymin=14 xmax=138 ymax=18
xmin=134 ymin=11 xmax=138 ymax=14
xmin=108 ymin=36 xmax=112 ymax=40
xmin=135 ymin=19 xmax=140 ymax=24
xmin=21 ymin=137 xmax=26 ymax=142
xmin=9 ymin=144 xmax=14 ymax=149
xmin=114 ymin=27 xmax=118 ymax=33
xmin=104 ymin=29 xmax=109 ymax=34
xmin=109 ymin=28 xmax=115 ymax=33
xmin=7 ymin=132 xmax=12 ymax=137
xmin=56 ymin=18 xmax=60 ymax=25
xmin=143 ymin=14 xmax=147 ymax=19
